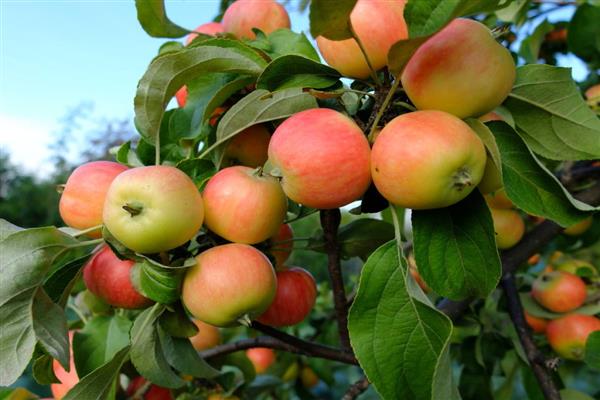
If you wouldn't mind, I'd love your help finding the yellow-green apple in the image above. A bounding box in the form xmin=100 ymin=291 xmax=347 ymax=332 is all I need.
xmin=103 ymin=165 xmax=204 ymax=253
xmin=301 ymin=366 xmax=319 ymax=388
xmin=556 ymin=259 xmax=597 ymax=276
xmin=371 ymin=110 xmax=486 ymax=209
xmin=268 ymin=224 xmax=293 ymax=270
xmin=563 ymin=216 xmax=593 ymax=236
xmin=246 ymin=348 xmax=276 ymax=374
xmin=222 ymin=124 xmax=271 ymax=168
xmin=257 ymin=267 xmax=317 ymax=327
xmin=524 ymin=311 xmax=548 ymax=334
xmin=282 ymin=362 xmax=299 ymax=382
xmin=182 ymin=243 xmax=277 ymax=326
xmin=484 ymin=188 xmax=513 ymax=209
xmin=490 ymin=208 xmax=525 ymax=249
xmin=59 ymin=161 xmax=128 ymax=237
xmin=186 ymin=22 xmax=224 ymax=45
xmin=189 ymin=319 xmax=221 ymax=351
xmin=222 ymin=0 xmax=290 ymax=40
xmin=401 ymin=18 xmax=516 ymax=118
xmin=316 ymin=0 xmax=407 ymax=79
xmin=268 ymin=108 xmax=371 ymax=209
xmin=126 ymin=377 xmax=173 ymax=400
xmin=532 ymin=271 xmax=587 ymax=312
xmin=202 ymin=166 xmax=287 ymax=244
xmin=51 ymin=332 xmax=78 ymax=400
xmin=546 ymin=314 xmax=600 ymax=360
xmin=83 ymin=246 xmax=152 ymax=309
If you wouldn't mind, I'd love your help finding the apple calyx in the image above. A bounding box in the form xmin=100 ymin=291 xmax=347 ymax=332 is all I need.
xmin=452 ymin=168 xmax=473 ymax=191
xmin=123 ymin=202 xmax=144 ymax=217
xmin=237 ymin=314 xmax=252 ymax=327
xmin=56 ymin=184 xmax=66 ymax=194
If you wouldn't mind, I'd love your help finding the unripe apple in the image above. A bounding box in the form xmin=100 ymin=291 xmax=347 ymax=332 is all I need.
xmin=186 ymin=22 xmax=224 ymax=45
xmin=546 ymin=314 xmax=600 ymax=360
xmin=103 ymin=165 xmax=204 ymax=253
xmin=484 ymin=188 xmax=513 ymax=209
xmin=202 ymin=166 xmax=287 ymax=244
xmin=402 ymin=18 xmax=516 ymax=118
xmin=59 ymin=161 xmax=128 ymax=237
xmin=563 ymin=217 xmax=593 ymax=236
xmin=222 ymin=0 xmax=290 ymax=40
xmin=268 ymin=224 xmax=293 ymax=269
xmin=222 ymin=124 xmax=271 ymax=168
xmin=51 ymin=332 xmax=78 ymax=400
xmin=246 ymin=348 xmax=276 ymax=374
xmin=182 ymin=244 xmax=277 ymax=327
xmin=524 ymin=311 xmax=548 ymax=334
xmin=301 ymin=366 xmax=319 ymax=388
xmin=371 ymin=110 xmax=486 ymax=209
xmin=316 ymin=0 xmax=408 ymax=79
xmin=126 ymin=376 xmax=173 ymax=400
xmin=532 ymin=271 xmax=587 ymax=313
xmin=556 ymin=259 xmax=597 ymax=277
xmin=490 ymin=208 xmax=525 ymax=249
xmin=281 ymin=362 xmax=299 ymax=382
xmin=476 ymin=111 xmax=505 ymax=194
xmin=189 ymin=319 xmax=221 ymax=351
xmin=257 ymin=267 xmax=317 ymax=327
xmin=207 ymin=395 xmax=240 ymax=400
xmin=268 ymin=108 xmax=371 ymax=209
xmin=83 ymin=246 xmax=152 ymax=309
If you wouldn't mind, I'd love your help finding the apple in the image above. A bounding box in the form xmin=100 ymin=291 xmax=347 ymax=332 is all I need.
xmin=546 ymin=314 xmax=600 ymax=360
xmin=51 ymin=332 xmax=78 ymax=400
xmin=281 ymin=362 xmax=299 ymax=382
xmin=126 ymin=376 xmax=173 ymax=400
xmin=490 ymin=208 xmax=525 ymax=249
xmin=316 ymin=0 xmax=407 ymax=79
xmin=268 ymin=224 xmax=293 ymax=269
xmin=207 ymin=395 xmax=240 ymax=400
xmin=301 ymin=366 xmax=319 ymax=388
xmin=524 ymin=311 xmax=548 ymax=334
xmin=257 ymin=267 xmax=317 ymax=327
xmin=182 ymin=243 xmax=277 ymax=327
xmin=556 ymin=259 xmax=597 ymax=277
xmin=222 ymin=124 xmax=271 ymax=168
xmin=202 ymin=166 xmax=287 ymax=244
xmin=246 ymin=347 xmax=276 ymax=374
xmin=83 ymin=245 xmax=152 ymax=309
xmin=175 ymin=86 xmax=188 ymax=108
xmin=401 ymin=18 xmax=516 ymax=118
xmin=532 ymin=271 xmax=587 ymax=313
xmin=186 ymin=22 xmax=224 ymax=45
xmin=103 ymin=165 xmax=204 ymax=254
xmin=59 ymin=161 xmax=128 ymax=237
xmin=563 ymin=216 xmax=593 ymax=236
xmin=585 ymin=84 xmax=600 ymax=104
xmin=484 ymin=188 xmax=513 ymax=209
xmin=371 ymin=110 xmax=486 ymax=209
xmin=268 ymin=108 xmax=371 ymax=209
xmin=222 ymin=0 xmax=290 ymax=40
xmin=189 ymin=319 xmax=221 ymax=351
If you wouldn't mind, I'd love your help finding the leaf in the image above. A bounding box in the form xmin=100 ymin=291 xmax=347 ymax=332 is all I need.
xmin=309 ymin=0 xmax=357 ymax=40
xmin=348 ymin=241 xmax=454 ymax=400
xmin=114 ymin=141 xmax=144 ymax=167
xmin=567 ymin=4 xmax=600 ymax=63
xmin=387 ymin=36 xmax=431 ymax=77
xmin=134 ymin=40 xmax=267 ymax=144
xmin=257 ymin=55 xmax=340 ymax=91
xmin=584 ymin=331 xmax=600 ymax=370
xmin=131 ymin=260 xmax=185 ymax=304
xmin=504 ymin=65 xmax=600 ymax=160
xmin=559 ymin=389 xmax=595 ymax=400
xmin=519 ymin=20 xmax=554 ymax=64
xmin=32 ymin=353 xmax=59 ymax=385
xmin=73 ymin=315 xmax=132 ymax=377
xmin=63 ymin=346 xmax=130 ymax=400
xmin=412 ymin=191 xmax=502 ymax=300
xmin=200 ymin=75 xmax=255 ymax=128
xmin=263 ymin=30 xmax=320 ymax=61
xmin=158 ymin=327 xmax=220 ymax=378
xmin=32 ymin=289 xmax=70 ymax=371
xmin=158 ymin=303 xmax=199 ymax=338
xmin=488 ymin=121 xmax=595 ymax=227
xmin=45 ymin=253 xmax=92 ymax=307
xmin=135 ymin=0 xmax=188 ymax=38
xmin=130 ymin=305 xmax=186 ymax=388
xmin=0 ymin=219 xmax=22 ymax=241
xmin=466 ymin=119 xmax=503 ymax=187
xmin=176 ymin=158 xmax=216 ymax=189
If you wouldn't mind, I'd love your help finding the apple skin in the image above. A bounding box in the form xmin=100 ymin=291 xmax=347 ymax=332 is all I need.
xmin=371 ymin=110 xmax=486 ymax=209
xmin=189 ymin=319 xmax=221 ymax=351
xmin=268 ymin=224 xmax=293 ymax=269
xmin=531 ymin=271 xmax=587 ymax=313
xmin=316 ymin=0 xmax=407 ymax=79
xmin=546 ymin=314 xmax=600 ymax=360
xmin=202 ymin=166 xmax=287 ymax=244
xmin=207 ymin=395 xmax=240 ymax=400
xmin=524 ymin=311 xmax=548 ymax=334
xmin=59 ymin=161 xmax=128 ymax=237
xmin=401 ymin=19 xmax=516 ymax=119
xmin=222 ymin=124 xmax=271 ymax=168
xmin=222 ymin=0 xmax=290 ymax=40
xmin=556 ymin=259 xmax=597 ymax=276
xmin=484 ymin=188 xmax=513 ymax=209
xmin=126 ymin=376 xmax=173 ymax=400
xmin=83 ymin=245 xmax=152 ymax=309
xmin=301 ymin=366 xmax=319 ymax=388
xmin=490 ymin=208 xmax=525 ymax=249
xmin=51 ymin=332 xmax=78 ymax=400
xmin=186 ymin=22 xmax=224 ymax=45
xmin=268 ymin=108 xmax=371 ymax=209
xmin=246 ymin=348 xmax=276 ymax=374
xmin=563 ymin=216 xmax=593 ymax=236
xmin=257 ymin=267 xmax=317 ymax=327
xmin=585 ymin=84 xmax=600 ymax=102
xmin=182 ymin=243 xmax=277 ymax=327
xmin=103 ymin=165 xmax=204 ymax=254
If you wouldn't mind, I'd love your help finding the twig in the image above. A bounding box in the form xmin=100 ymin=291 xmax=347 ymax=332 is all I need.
xmin=320 ymin=209 xmax=352 ymax=351
xmin=342 ymin=377 xmax=370 ymax=400
xmin=368 ymin=79 xmax=400 ymax=142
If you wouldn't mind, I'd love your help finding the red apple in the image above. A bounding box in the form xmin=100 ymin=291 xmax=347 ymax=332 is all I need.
xmin=202 ymin=166 xmax=287 ymax=244
xmin=186 ymin=22 xmax=224 ymax=45
xmin=189 ymin=319 xmax=221 ymax=351
xmin=268 ymin=108 xmax=371 ymax=209
xmin=222 ymin=124 xmax=271 ymax=168
xmin=51 ymin=332 xmax=78 ymax=400
xmin=268 ymin=224 xmax=293 ymax=269
xmin=59 ymin=161 xmax=128 ymax=237
xmin=524 ymin=311 xmax=548 ymax=334
xmin=175 ymin=86 xmax=188 ymax=108
xmin=371 ymin=110 xmax=486 ymax=209
xmin=83 ymin=245 xmax=152 ymax=309
xmin=182 ymin=243 xmax=277 ymax=327
xmin=246 ymin=348 xmax=276 ymax=374
xmin=532 ymin=271 xmax=587 ymax=313
xmin=222 ymin=0 xmax=290 ymax=40
xmin=490 ymin=208 xmax=525 ymax=249
xmin=546 ymin=314 xmax=600 ymax=360
xmin=257 ymin=267 xmax=317 ymax=327
xmin=126 ymin=376 xmax=173 ymax=400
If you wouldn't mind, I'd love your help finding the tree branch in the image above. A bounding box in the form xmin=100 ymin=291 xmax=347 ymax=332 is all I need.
xmin=320 ymin=209 xmax=352 ymax=351
xmin=342 ymin=377 xmax=370 ymax=400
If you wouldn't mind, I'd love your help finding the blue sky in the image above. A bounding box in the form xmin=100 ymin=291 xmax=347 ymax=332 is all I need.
xmin=0 ymin=1 xmax=585 ymax=175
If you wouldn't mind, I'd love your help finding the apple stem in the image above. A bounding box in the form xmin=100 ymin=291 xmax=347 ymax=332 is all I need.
xmin=123 ymin=203 xmax=143 ymax=217
xmin=368 ymin=78 xmax=401 ymax=143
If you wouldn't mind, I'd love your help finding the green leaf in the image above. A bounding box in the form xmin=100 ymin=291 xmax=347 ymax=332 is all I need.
xmin=200 ymin=75 xmax=255 ymax=129
xmin=567 ymin=4 xmax=600 ymax=63
xmin=348 ymin=241 xmax=454 ymax=400
xmin=559 ymin=389 xmax=595 ymax=400
xmin=504 ymin=65 xmax=600 ymax=160
xmin=257 ymin=55 xmax=340 ymax=91
xmin=73 ymin=315 xmax=132 ymax=377
xmin=584 ymin=331 xmax=600 ymax=370
xmin=387 ymin=36 xmax=431 ymax=77
xmin=0 ymin=219 xmax=22 ymax=241
xmin=413 ymin=191 xmax=502 ymax=300
xmin=158 ymin=303 xmax=199 ymax=338
xmin=176 ymin=158 xmax=216 ymax=189
xmin=519 ymin=20 xmax=554 ymax=64
xmin=45 ymin=253 xmax=92 ymax=307
xmin=134 ymin=40 xmax=267 ymax=144
xmin=32 ymin=289 xmax=70 ymax=371
xmin=132 ymin=260 xmax=184 ymax=304
xmin=32 ymin=353 xmax=59 ymax=385
xmin=63 ymin=346 xmax=130 ymax=400
xmin=309 ymin=0 xmax=357 ymax=40
xmin=262 ymin=29 xmax=320 ymax=61
xmin=466 ymin=119 xmax=503 ymax=187
xmin=488 ymin=121 xmax=595 ymax=227
xmin=135 ymin=0 xmax=188 ymax=38
xmin=158 ymin=327 xmax=220 ymax=378
xmin=114 ymin=141 xmax=144 ymax=167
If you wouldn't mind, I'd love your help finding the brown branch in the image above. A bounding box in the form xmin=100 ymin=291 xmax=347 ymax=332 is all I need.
xmin=320 ymin=209 xmax=352 ymax=351
xmin=342 ymin=377 xmax=370 ymax=400
xmin=501 ymin=273 xmax=561 ymax=400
